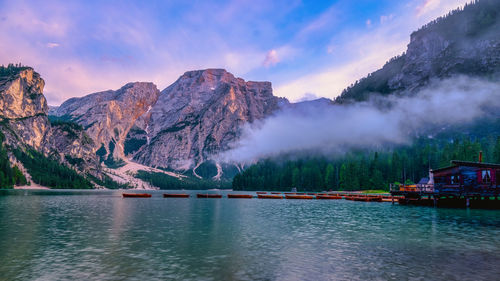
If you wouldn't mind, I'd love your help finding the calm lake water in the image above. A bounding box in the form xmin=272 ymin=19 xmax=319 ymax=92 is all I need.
xmin=1 ymin=190 xmax=500 ymax=281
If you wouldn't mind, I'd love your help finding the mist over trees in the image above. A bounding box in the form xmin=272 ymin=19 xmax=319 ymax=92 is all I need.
xmin=233 ymin=135 xmax=500 ymax=191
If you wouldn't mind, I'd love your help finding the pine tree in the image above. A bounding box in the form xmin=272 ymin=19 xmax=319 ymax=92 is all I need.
xmin=324 ymin=164 xmax=335 ymax=190
xmin=494 ymin=137 xmax=500 ymax=163
xmin=339 ymin=164 xmax=347 ymax=190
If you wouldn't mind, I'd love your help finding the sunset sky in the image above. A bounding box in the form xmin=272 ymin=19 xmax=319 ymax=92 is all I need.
xmin=0 ymin=0 xmax=469 ymax=105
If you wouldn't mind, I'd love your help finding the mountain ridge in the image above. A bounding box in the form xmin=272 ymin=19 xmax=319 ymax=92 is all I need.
xmin=335 ymin=0 xmax=500 ymax=103
xmin=52 ymin=68 xmax=287 ymax=178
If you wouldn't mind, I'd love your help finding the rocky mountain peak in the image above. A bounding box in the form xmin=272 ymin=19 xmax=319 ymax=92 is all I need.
xmin=51 ymin=68 xmax=285 ymax=177
xmin=125 ymin=69 xmax=284 ymax=172
xmin=335 ymin=0 xmax=500 ymax=103
xmin=0 ymin=67 xmax=47 ymax=119
xmin=53 ymin=82 xmax=160 ymax=162
xmin=0 ymin=65 xmax=101 ymax=181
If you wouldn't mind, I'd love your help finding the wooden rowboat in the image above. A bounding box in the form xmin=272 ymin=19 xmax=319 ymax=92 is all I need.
xmin=227 ymin=194 xmax=253 ymax=199
xmin=258 ymin=194 xmax=283 ymax=199
xmin=196 ymin=194 xmax=222 ymax=198
xmin=163 ymin=194 xmax=190 ymax=198
xmin=316 ymin=195 xmax=342 ymax=200
xmin=352 ymin=196 xmax=382 ymax=202
xmin=285 ymin=195 xmax=314 ymax=199
xmin=122 ymin=193 xmax=152 ymax=198
xmin=271 ymin=192 xmax=281 ymax=194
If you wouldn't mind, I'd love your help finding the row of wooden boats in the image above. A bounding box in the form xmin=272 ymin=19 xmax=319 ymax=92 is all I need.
xmin=122 ymin=193 xmax=388 ymax=201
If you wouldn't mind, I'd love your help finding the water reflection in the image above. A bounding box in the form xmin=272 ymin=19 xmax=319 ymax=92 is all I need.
xmin=0 ymin=190 xmax=499 ymax=280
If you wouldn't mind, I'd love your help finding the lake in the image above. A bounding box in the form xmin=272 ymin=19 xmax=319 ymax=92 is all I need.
xmin=1 ymin=189 xmax=500 ymax=281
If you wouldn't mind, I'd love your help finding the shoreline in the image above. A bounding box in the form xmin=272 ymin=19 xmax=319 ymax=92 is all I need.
xmin=14 ymin=184 xmax=50 ymax=190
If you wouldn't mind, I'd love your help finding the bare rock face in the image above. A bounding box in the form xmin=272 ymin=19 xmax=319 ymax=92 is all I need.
xmin=0 ymin=67 xmax=100 ymax=175
xmin=53 ymin=83 xmax=160 ymax=161
xmin=0 ymin=68 xmax=49 ymax=148
xmin=0 ymin=69 xmax=47 ymax=118
xmin=53 ymin=69 xmax=285 ymax=176
xmin=130 ymin=69 xmax=285 ymax=170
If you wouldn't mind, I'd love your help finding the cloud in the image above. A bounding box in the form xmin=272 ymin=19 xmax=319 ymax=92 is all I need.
xmin=380 ymin=14 xmax=394 ymax=24
xmin=0 ymin=0 xmax=472 ymax=106
xmin=416 ymin=0 xmax=469 ymax=17
xmin=273 ymin=0 xmax=470 ymax=101
xmin=263 ymin=49 xmax=279 ymax=67
xmin=220 ymin=76 xmax=500 ymax=163
xmin=416 ymin=0 xmax=441 ymax=17
xmin=296 ymin=93 xmax=320 ymax=102
xmin=275 ymin=30 xmax=407 ymax=101
xmin=46 ymin=42 xmax=59 ymax=48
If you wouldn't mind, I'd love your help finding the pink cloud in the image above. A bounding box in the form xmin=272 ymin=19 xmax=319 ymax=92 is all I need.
xmin=416 ymin=0 xmax=440 ymax=17
xmin=46 ymin=42 xmax=60 ymax=48
xmin=263 ymin=49 xmax=279 ymax=67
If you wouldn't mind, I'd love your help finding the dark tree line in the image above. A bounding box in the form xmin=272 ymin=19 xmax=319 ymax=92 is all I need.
xmin=0 ymin=132 xmax=27 ymax=188
xmin=0 ymin=63 xmax=31 ymax=78
xmin=136 ymin=170 xmax=232 ymax=190
xmin=13 ymin=149 xmax=92 ymax=189
xmin=233 ymin=136 xmax=500 ymax=192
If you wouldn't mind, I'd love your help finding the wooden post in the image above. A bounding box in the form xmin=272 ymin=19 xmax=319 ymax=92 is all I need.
xmin=433 ymin=195 xmax=437 ymax=207
xmin=391 ymin=195 xmax=394 ymax=205
xmin=466 ymin=197 xmax=470 ymax=208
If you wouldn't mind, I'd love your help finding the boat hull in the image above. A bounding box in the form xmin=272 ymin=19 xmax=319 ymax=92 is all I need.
xmin=258 ymin=194 xmax=283 ymax=199
xmin=122 ymin=193 xmax=152 ymax=198
xmin=316 ymin=195 xmax=342 ymax=200
xmin=163 ymin=194 xmax=190 ymax=198
xmin=227 ymin=194 xmax=253 ymax=199
xmin=285 ymin=195 xmax=314 ymax=199
xmin=196 ymin=194 xmax=222 ymax=198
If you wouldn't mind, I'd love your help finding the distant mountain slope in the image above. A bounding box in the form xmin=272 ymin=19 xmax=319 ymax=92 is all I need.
xmin=53 ymin=69 xmax=287 ymax=178
xmin=335 ymin=0 xmax=500 ymax=103
xmin=131 ymin=69 xmax=287 ymax=172
xmin=52 ymin=82 xmax=160 ymax=164
xmin=0 ymin=65 xmax=101 ymax=188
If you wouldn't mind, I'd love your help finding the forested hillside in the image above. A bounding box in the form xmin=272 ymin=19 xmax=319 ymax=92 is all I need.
xmin=0 ymin=132 xmax=26 ymax=188
xmin=335 ymin=0 xmax=500 ymax=103
xmin=232 ymin=0 xmax=500 ymax=192
xmin=233 ymin=134 xmax=500 ymax=191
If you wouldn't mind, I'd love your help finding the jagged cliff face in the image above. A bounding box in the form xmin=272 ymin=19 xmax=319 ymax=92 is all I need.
xmin=131 ymin=69 xmax=284 ymax=170
xmin=336 ymin=0 xmax=500 ymax=103
xmin=54 ymin=69 xmax=285 ymax=174
xmin=0 ymin=68 xmax=100 ymax=175
xmin=0 ymin=69 xmax=49 ymax=148
xmin=53 ymin=83 xmax=160 ymax=160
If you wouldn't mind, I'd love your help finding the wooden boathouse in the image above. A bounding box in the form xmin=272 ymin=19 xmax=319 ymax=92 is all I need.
xmin=391 ymin=157 xmax=500 ymax=208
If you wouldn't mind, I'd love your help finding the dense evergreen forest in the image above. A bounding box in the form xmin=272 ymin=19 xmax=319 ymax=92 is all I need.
xmin=0 ymin=133 xmax=27 ymax=188
xmin=136 ymin=170 xmax=232 ymax=190
xmin=0 ymin=63 xmax=31 ymax=78
xmin=13 ymin=149 xmax=93 ymax=189
xmin=233 ymin=135 xmax=500 ymax=192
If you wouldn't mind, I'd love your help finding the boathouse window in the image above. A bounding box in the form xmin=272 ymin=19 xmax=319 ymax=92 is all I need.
xmin=481 ymin=170 xmax=491 ymax=184
xmin=451 ymin=175 xmax=460 ymax=184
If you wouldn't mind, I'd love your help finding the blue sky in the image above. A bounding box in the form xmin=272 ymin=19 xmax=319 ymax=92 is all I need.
xmin=0 ymin=0 xmax=469 ymax=105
